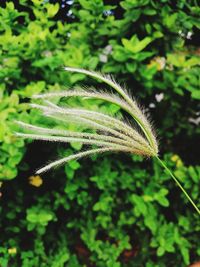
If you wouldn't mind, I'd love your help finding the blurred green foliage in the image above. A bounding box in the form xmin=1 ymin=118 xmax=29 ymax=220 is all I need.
xmin=0 ymin=0 xmax=200 ymax=266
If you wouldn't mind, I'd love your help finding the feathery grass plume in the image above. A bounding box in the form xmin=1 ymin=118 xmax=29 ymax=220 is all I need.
xmin=15 ymin=67 xmax=200 ymax=215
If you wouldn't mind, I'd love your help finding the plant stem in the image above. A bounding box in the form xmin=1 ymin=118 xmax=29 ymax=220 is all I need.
xmin=155 ymin=156 xmax=200 ymax=215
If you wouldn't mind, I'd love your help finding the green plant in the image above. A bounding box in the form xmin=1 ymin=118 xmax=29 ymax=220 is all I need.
xmin=16 ymin=67 xmax=200 ymax=215
xmin=1 ymin=0 xmax=200 ymax=266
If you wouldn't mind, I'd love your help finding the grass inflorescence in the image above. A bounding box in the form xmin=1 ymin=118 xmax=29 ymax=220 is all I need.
xmin=15 ymin=67 xmax=200 ymax=215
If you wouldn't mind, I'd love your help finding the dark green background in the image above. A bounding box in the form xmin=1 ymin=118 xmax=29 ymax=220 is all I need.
xmin=0 ymin=0 xmax=199 ymax=266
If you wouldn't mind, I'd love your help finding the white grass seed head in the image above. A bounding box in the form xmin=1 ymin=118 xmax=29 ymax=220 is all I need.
xmin=15 ymin=67 xmax=158 ymax=174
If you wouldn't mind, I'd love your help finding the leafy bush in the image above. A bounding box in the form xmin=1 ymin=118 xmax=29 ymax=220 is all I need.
xmin=0 ymin=0 xmax=199 ymax=266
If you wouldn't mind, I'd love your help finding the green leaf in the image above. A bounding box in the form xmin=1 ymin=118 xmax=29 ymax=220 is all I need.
xmin=112 ymin=46 xmax=130 ymax=62
xmin=122 ymin=35 xmax=153 ymax=54
xmin=191 ymin=89 xmax=200 ymax=100
xmin=79 ymin=0 xmax=93 ymax=10
xmin=130 ymin=194 xmax=147 ymax=215
xmin=143 ymin=8 xmax=156 ymax=15
xmin=167 ymin=53 xmax=185 ymax=67
xmin=46 ymin=3 xmax=59 ymax=17
xmin=188 ymin=166 xmax=199 ymax=183
xmin=185 ymin=57 xmax=200 ymax=68
xmin=144 ymin=215 xmax=157 ymax=233
xmin=163 ymin=13 xmax=178 ymax=29
xmin=27 ymin=213 xmax=38 ymax=223
xmin=157 ymin=246 xmax=165 ymax=256
xmin=180 ymin=247 xmax=190 ymax=265
xmin=126 ymin=62 xmax=137 ymax=72
xmin=38 ymin=213 xmax=53 ymax=223
xmin=68 ymin=160 xmax=81 ymax=170
xmin=157 ymin=197 xmax=169 ymax=207
xmin=70 ymin=142 xmax=83 ymax=150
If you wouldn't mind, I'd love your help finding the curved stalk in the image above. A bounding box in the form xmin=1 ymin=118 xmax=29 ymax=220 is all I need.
xmin=36 ymin=147 xmax=130 ymax=174
xmin=15 ymin=132 xmax=131 ymax=150
xmin=156 ymin=156 xmax=200 ymax=215
xmin=42 ymin=102 xmax=151 ymax=147
xmin=63 ymin=67 xmax=158 ymax=154
xmin=15 ymin=121 xmax=147 ymax=152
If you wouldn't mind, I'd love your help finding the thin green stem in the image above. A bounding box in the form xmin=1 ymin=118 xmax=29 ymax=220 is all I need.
xmin=156 ymin=156 xmax=200 ymax=215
